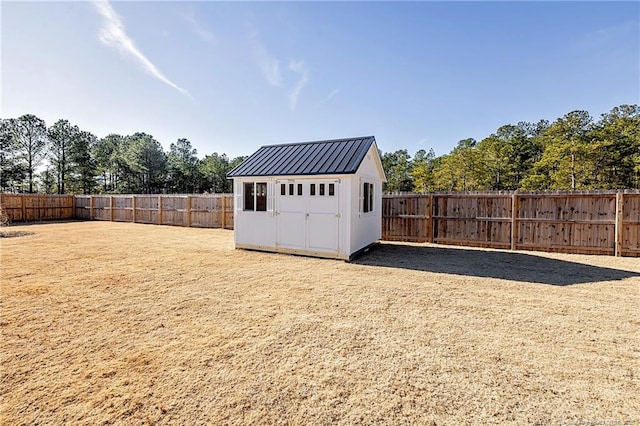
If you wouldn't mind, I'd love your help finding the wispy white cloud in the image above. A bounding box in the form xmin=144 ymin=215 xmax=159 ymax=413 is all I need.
xmin=92 ymin=0 xmax=191 ymax=97
xmin=288 ymin=60 xmax=309 ymax=111
xmin=249 ymin=31 xmax=282 ymax=86
xmin=323 ymin=89 xmax=339 ymax=103
xmin=184 ymin=10 xmax=216 ymax=43
xmin=417 ymin=137 xmax=429 ymax=145
xmin=580 ymin=20 xmax=638 ymax=50
xmin=246 ymin=26 xmax=310 ymax=109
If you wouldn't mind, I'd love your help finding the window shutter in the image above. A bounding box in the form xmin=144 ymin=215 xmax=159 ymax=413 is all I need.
xmin=234 ymin=181 xmax=243 ymax=212
xmin=267 ymin=181 xmax=275 ymax=214
xmin=369 ymin=183 xmax=374 ymax=212
xmin=359 ymin=177 xmax=363 ymax=213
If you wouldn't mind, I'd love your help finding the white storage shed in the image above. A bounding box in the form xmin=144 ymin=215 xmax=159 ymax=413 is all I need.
xmin=227 ymin=136 xmax=386 ymax=260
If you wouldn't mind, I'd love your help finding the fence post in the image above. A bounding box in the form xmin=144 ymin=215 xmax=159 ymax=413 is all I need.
xmin=132 ymin=195 xmax=137 ymax=223
xmin=221 ymin=195 xmax=226 ymax=229
xmin=428 ymin=194 xmax=435 ymax=243
xmin=511 ymin=193 xmax=519 ymax=251
xmin=71 ymin=195 xmax=76 ymax=219
xmin=89 ymin=196 xmax=94 ymax=220
xmin=21 ymin=195 xmax=26 ymax=222
xmin=110 ymin=196 xmax=114 ymax=221
xmin=615 ymin=192 xmax=624 ymax=256
xmin=432 ymin=195 xmax=439 ymax=243
xmin=158 ymin=196 xmax=163 ymax=225
xmin=186 ymin=196 xmax=192 ymax=227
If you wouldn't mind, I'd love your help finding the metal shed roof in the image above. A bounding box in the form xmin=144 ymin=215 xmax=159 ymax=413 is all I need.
xmin=227 ymin=136 xmax=376 ymax=177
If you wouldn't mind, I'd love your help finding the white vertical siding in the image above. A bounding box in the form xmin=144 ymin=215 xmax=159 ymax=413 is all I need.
xmin=234 ymin=178 xmax=277 ymax=248
xmin=349 ymin=144 xmax=384 ymax=254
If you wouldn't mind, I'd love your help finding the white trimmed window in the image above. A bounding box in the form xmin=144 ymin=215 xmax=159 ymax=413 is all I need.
xmin=244 ymin=182 xmax=267 ymax=211
xmin=362 ymin=182 xmax=374 ymax=213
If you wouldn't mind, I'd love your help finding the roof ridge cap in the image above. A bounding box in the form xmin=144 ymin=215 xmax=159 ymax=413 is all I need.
xmin=261 ymin=136 xmax=374 ymax=148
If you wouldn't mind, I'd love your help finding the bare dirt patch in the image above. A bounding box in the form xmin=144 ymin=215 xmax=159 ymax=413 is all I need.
xmin=0 ymin=230 xmax=34 ymax=238
xmin=1 ymin=221 xmax=638 ymax=425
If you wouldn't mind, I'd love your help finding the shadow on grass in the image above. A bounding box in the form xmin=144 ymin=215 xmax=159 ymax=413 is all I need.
xmin=353 ymin=243 xmax=639 ymax=286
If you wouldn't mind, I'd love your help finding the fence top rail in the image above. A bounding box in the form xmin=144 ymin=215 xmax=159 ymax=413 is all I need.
xmin=0 ymin=193 xmax=75 ymax=198
xmin=384 ymin=190 xmax=640 ymax=197
xmin=4 ymin=191 xmax=638 ymax=199
xmin=383 ymin=193 xmax=433 ymax=199
xmin=72 ymin=193 xmax=233 ymax=198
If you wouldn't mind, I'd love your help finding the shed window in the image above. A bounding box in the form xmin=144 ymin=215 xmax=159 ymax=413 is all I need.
xmin=297 ymin=184 xmax=303 ymax=196
xmin=310 ymin=184 xmax=316 ymax=196
xmin=256 ymin=183 xmax=267 ymax=211
xmin=319 ymin=183 xmax=325 ymax=196
xmin=280 ymin=184 xmax=286 ymax=196
xmin=363 ymin=182 xmax=374 ymax=213
xmin=329 ymin=183 xmax=335 ymax=196
xmin=244 ymin=182 xmax=267 ymax=211
xmin=289 ymin=183 xmax=294 ymax=195
xmin=244 ymin=183 xmax=254 ymax=210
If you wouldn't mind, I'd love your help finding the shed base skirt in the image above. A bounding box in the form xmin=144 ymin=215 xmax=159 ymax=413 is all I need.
xmin=235 ymin=243 xmax=350 ymax=260
xmin=346 ymin=241 xmax=380 ymax=262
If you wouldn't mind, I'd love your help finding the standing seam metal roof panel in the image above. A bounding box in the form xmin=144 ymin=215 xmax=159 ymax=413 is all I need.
xmin=290 ymin=143 xmax=321 ymax=175
xmin=312 ymin=141 xmax=346 ymax=174
xmin=310 ymin=145 xmax=332 ymax=174
xmin=275 ymin=144 xmax=301 ymax=176
xmin=286 ymin=144 xmax=309 ymax=175
xmin=319 ymin=141 xmax=353 ymax=174
xmin=254 ymin=146 xmax=281 ymax=176
xmin=228 ymin=136 xmax=376 ymax=177
xmin=334 ymin=140 xmax=363 ymax=173
xmin=345 ymin=140 xmax=373 ymax=172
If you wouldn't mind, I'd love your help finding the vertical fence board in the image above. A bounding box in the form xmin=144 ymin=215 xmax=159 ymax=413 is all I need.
xmin=621 ymin=193 xmax=640 ymax=256
xmin=92 ymin=196 xmax=111 ymax=221
xmin=382 ymin=194 xmax=432 ymax=242
xmin=134 ymin=196 xmax=159 ymax=224
xmin=515 ymin=193 xmax=616 ymax=255
xmin=186 ymin=196 xmax=192 ymax=227
xmin=160 ymin=196 xmax=186 ymax=226
xmin=431 ymin=194 xmax=511 ymax=249
xmin=112 ymin=196 xmax=133 ymax=222
xmin=382 ymin=191 xmax=638 ymax=257
xmin=74 ymin=196 xmax=91 ymax=219
xmin=0 ymin=194 xmax=21 ymax=222
xmin=0 ymin=194 xmax=74 ymax=222
xmin=221 ymin=195 xmax=226 ymax=229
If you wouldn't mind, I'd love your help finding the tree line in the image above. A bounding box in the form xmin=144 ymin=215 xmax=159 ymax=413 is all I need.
xmin=1 ymin=104 xmax=638 ymax=195
xmin=383 ymin=104 xmax=639 ymax=192
xmin=0 ymin=115 xmax=244 ymax=194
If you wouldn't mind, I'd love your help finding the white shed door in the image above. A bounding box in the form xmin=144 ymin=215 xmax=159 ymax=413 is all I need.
xmin=276 ymin=181 xmax=305 ymax=249
xmin=276 ymin=180 xmax=339 ymax=254
xmin=306 ymin=180 xmax=339 ymax=253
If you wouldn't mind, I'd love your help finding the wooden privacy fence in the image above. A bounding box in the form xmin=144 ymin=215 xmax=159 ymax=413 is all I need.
xmin=0 ymin=193 xmax=75 ymax=222
xmin=3 ymin=192 xmax=639 ymax=257
xmin=383 ymin=192 xmax=640 ymax=257
xmin=74 ymin=194 xmax=234 ymax=229
xmin=1 ymin=194 xmax=233 ymax=229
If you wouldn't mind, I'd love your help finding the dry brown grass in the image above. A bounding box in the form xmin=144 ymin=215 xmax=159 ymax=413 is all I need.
xmin=1 ymin=221 xmax=638 ymax=425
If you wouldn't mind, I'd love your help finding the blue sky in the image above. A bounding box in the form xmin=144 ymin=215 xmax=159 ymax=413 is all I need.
xmin=2 ymin=1 xmax=638 ymax=159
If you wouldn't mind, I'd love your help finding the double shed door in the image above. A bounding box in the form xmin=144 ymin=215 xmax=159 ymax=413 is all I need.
xmin=276 ymin=179 xmax=340 ymax=253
